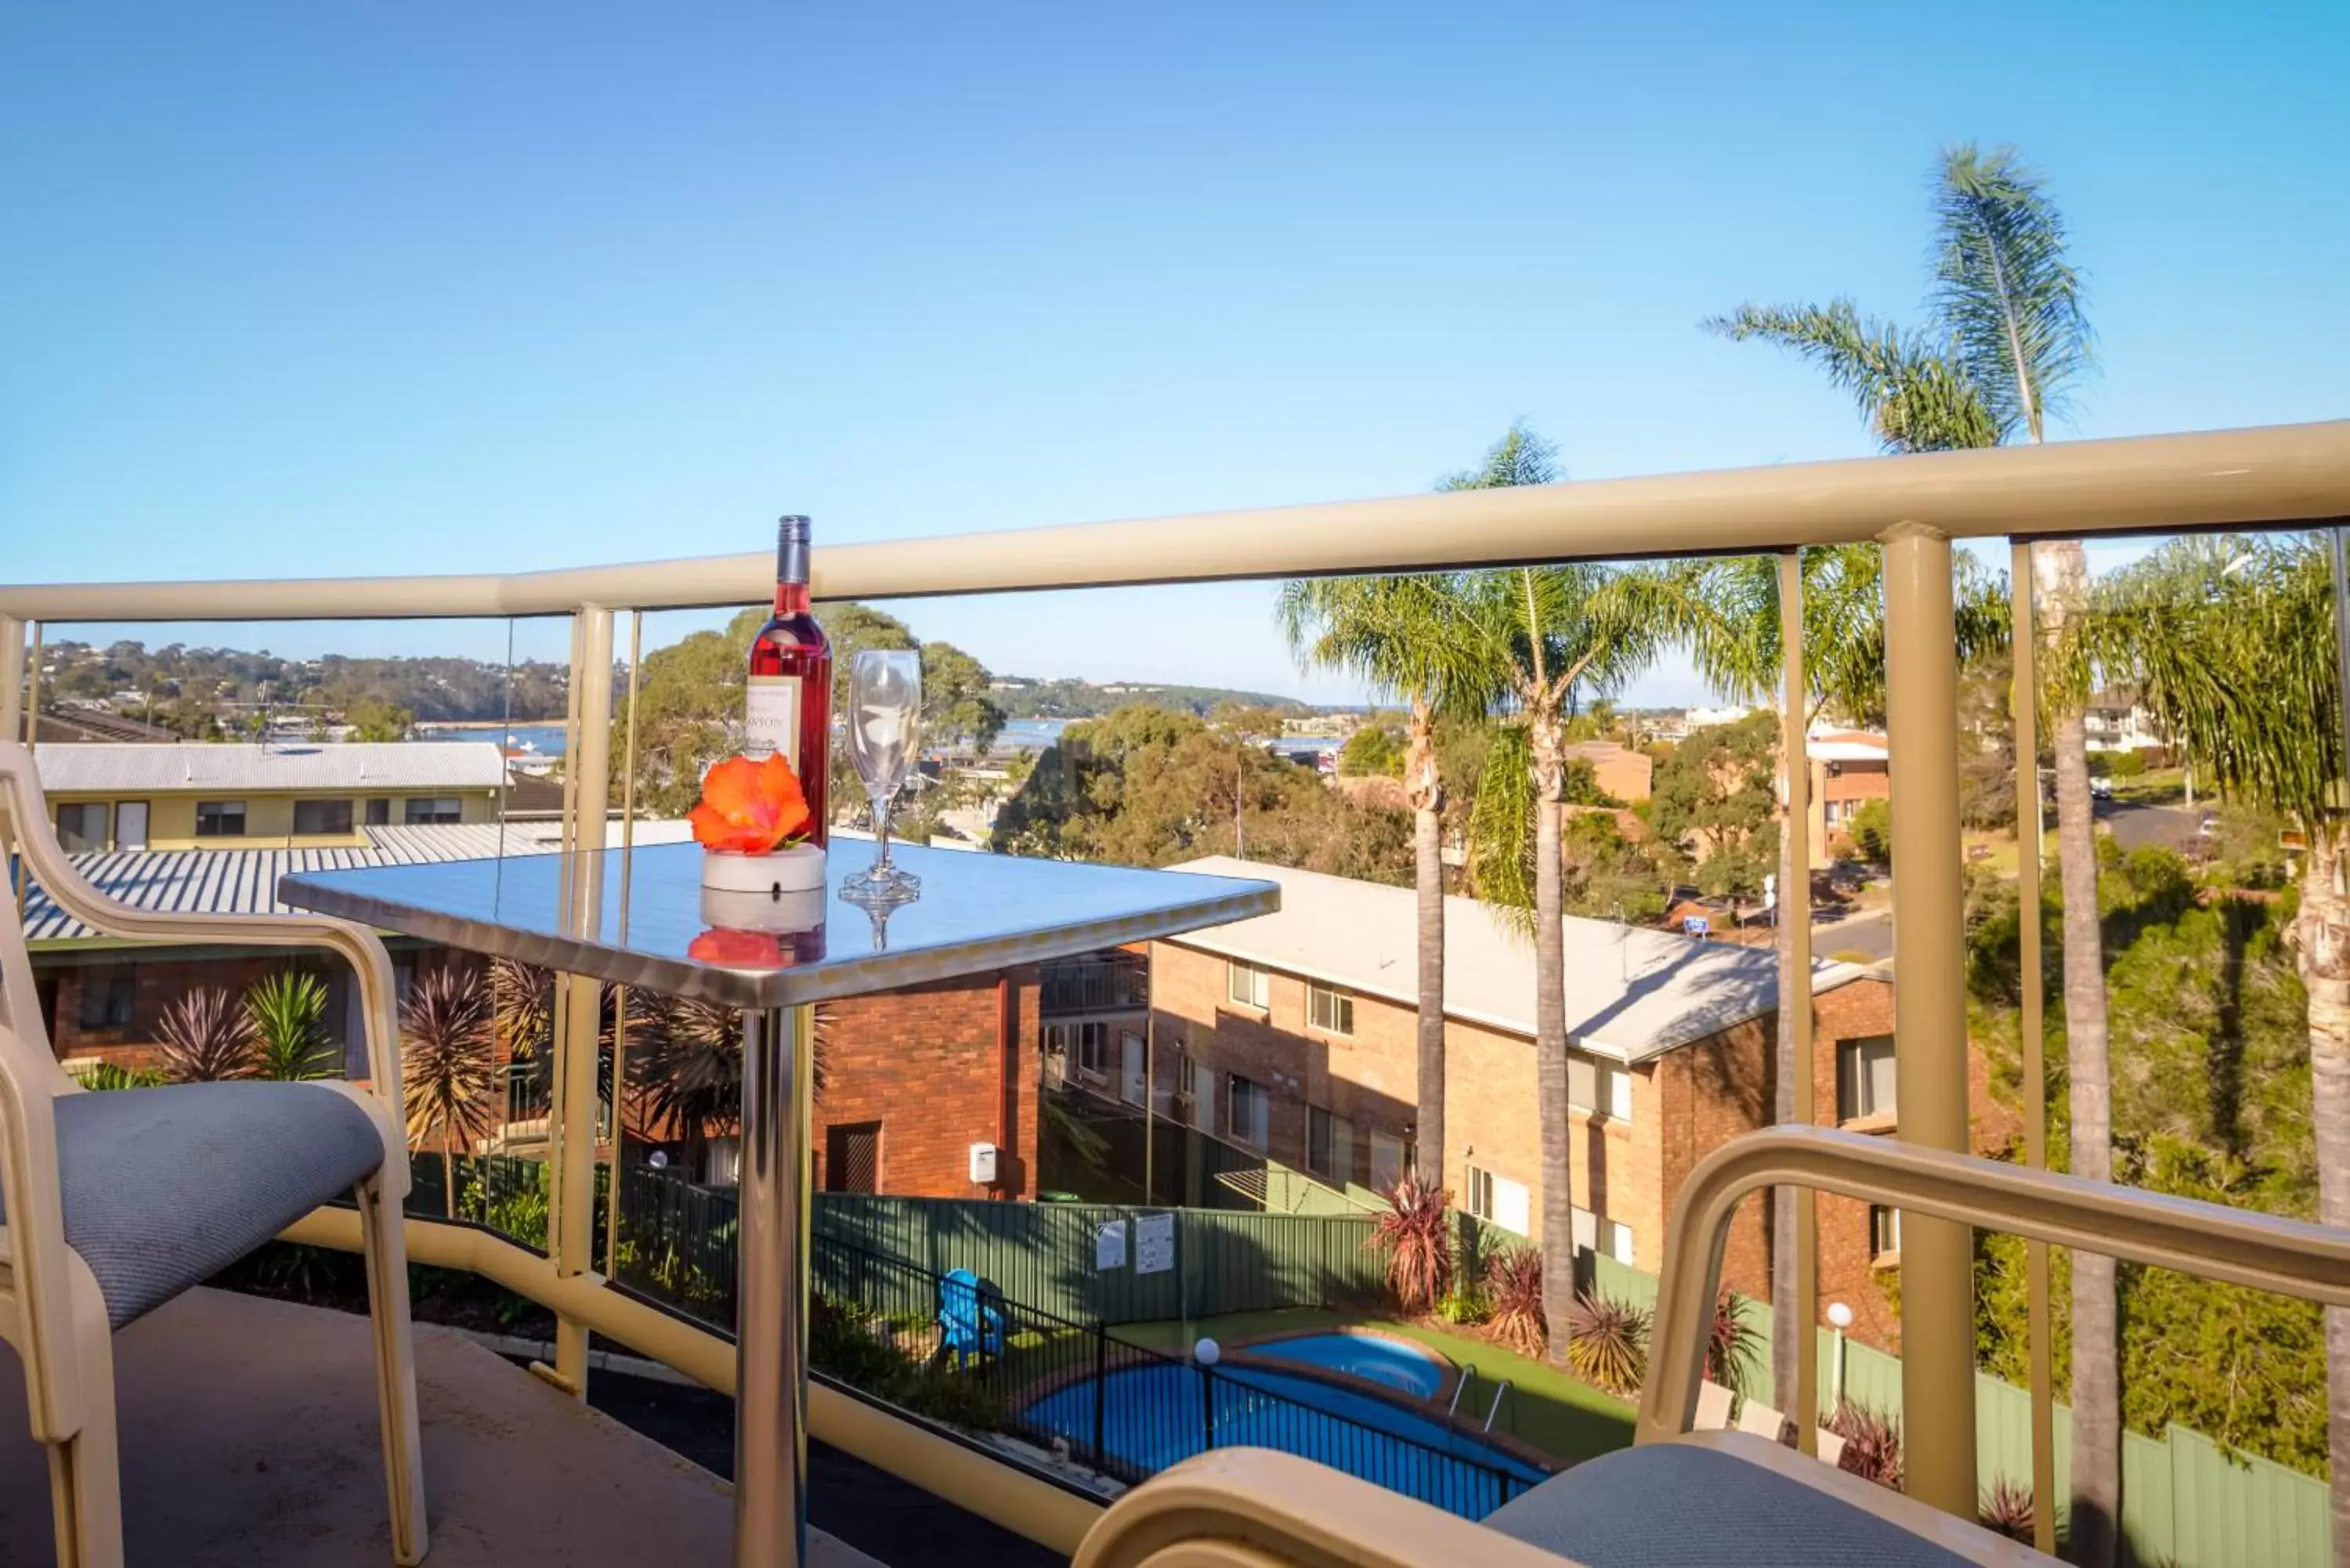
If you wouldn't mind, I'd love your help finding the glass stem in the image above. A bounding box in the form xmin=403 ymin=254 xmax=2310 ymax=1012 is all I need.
xmin=872 ymin=791 xmax=892 ymax=877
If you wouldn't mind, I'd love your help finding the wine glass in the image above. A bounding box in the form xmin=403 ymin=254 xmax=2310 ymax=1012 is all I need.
xmin=843 ymin=649 xmax=923 ymax=898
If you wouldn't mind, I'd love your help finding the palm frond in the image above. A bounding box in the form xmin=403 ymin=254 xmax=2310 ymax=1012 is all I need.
xmin=1706 ymin=301 xmax=2005 ymax=453
xmin=1932 ymin=143 xmax=2093 ymax=443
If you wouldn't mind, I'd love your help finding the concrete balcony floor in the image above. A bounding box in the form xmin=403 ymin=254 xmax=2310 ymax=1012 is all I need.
xmin=0 ymin=1287 xmax=878 ymax=1567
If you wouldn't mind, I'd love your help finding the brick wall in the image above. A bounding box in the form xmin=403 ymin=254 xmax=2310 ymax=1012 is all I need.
xmin=816 ymin=970 xmax=1039 ymax=1201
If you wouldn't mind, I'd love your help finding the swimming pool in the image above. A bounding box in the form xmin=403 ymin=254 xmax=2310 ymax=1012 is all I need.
xmin=1018 ymin=1358 xmax=1545 ymax=1519
xmin=1242 ymin=1333 xmax=1446 ymax=1398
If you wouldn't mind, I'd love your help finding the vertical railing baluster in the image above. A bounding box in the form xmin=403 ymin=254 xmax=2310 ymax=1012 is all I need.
xmin=2012 ymin=541 xmax=2057 ymax=1552
xmin=1880 ymin=523 xmax=1978 ymax=1516
xmin=1779 ymin=550 xmax=1819 ymax=1455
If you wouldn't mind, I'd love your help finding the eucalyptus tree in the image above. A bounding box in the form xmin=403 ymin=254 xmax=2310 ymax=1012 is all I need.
xmin=2081 ymin=533 xmax=2350 ymax=1555
xmin=1705 ymin=146 xmax=2102 ymax=1541
xmin=1279 ymin=571 xmax=1496 ymax=1192
xmin=1444 ymin=422 xmax=1666 ymax=1365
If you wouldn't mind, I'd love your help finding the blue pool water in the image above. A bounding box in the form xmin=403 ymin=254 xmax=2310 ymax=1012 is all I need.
xmin=1019 ymin=1359 xmax=1545 ymax=1519
xmin=1244 ymin=1333 xmax=1447 ymax=1398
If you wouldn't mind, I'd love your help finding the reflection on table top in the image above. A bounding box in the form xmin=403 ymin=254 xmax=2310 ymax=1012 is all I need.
xmin=279 ymin=840 xmax=1278 ymax=1009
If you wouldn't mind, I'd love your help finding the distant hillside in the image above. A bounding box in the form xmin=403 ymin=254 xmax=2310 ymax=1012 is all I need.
xmin=990 ymin=676 xmax=1315 ymax=720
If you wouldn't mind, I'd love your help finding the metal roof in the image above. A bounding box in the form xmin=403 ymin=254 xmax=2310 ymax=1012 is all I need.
xmin=1162 ymin=856 xmax=1870 ymax=1064
xmin=32 ymin=742 xmax=509 ymax=795
xmin=19 ymin=820 xmax=695 ymax=945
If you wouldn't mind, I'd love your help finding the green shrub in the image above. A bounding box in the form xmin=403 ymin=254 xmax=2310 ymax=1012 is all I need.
xmin=1850 ymin=800 xmax=1893 ymax=865
xmin=2107 ymin=747 xmax=2148 ymax=778
xmin=1435 ymin=1285 xmax=1488 ymax=1326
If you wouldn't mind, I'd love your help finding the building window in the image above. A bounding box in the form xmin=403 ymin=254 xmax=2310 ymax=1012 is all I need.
xmin=1119 ymin=1032 xmax=1146 ymax=1107
xmin=294 ymin=799 xmax=355 ymax=836
xmin=1077 ymin=1021 xmax=1111 ymax=1078
xmin=826 ymin=1121 xmax=883 ymax=1194
xmin=1308 ymin=1105 xmax=1355 ymax=1181
xmin=76 ymin=964 xmax=136 ymax=1030
xmin=403 ymin=797 xmax=462 ymax=826
xmin=1368 ymin=1129 xmax=1413 ymax=1193
xmin=1226 ymin=960 xmax=1270 ymax=1010
xmin=1466 ymin=1165 xmax=1531 ymax=1235
xmin=1837 ymin=1035 xmax=1898 ymax=1122
xmin=1870 ymin=1204 xmax=1902 ymax=1261
xmin=1185 ymin=1057 xmax=1216 ymax=1133
xmin=1227 ymin=1075 xmax=1271 ymax=1152
xmin=1568 ymin=1051 xmax=1633 ymax=1122
xmin=364 ymin=798 xmax=391 ymax=826
xmin=55 ymin=802 xmax=107 ymax=852
xmin=1307 ymin=982 xmax=1354 ymax=1036
xmin=1605 ymin=1220 xmax=1635 ymax=1265
xmin=195 ymin=800 xmax=247 ymax=838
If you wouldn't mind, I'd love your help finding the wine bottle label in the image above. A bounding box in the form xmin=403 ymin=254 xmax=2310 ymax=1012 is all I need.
xmin=745 ymin=674 xmax=801 ymax=769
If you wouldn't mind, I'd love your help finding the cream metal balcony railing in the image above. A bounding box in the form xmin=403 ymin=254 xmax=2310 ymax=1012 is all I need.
xmin=2 ymin=417 xmax=2348 ymax=1558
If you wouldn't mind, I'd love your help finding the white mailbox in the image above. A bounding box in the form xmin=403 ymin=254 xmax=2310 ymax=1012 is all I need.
xmin=967 ymin=1142 xmax=1000 ymax=1186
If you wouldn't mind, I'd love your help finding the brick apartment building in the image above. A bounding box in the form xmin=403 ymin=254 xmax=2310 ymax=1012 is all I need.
xmin=1807 ymin=731 xmax=1889 ymax=868
xmin=1152 ymin=858 xmax=2003 ymax=1352
xmin=23 ymin=827 xmax=1041 ymax=1205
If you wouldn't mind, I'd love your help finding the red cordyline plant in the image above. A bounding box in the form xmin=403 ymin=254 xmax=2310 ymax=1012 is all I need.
xmin=1978 ymin=1478 xmax=2037 ymax=1542
xmin=1707 ymin=1292 xmax=1765 ymax=1396
xmin=1366 ymin=1173 xmax=1452 ymax=1315
xmin=1828 ymin=1400 xmax=1904 ymax=1490
xmin=1485 ymin=1248 xmax=1549 ymax=1357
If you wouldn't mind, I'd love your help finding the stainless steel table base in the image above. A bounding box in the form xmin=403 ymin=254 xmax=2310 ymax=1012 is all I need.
xmin=734 ymin=1005 xmax=808 ymax=1567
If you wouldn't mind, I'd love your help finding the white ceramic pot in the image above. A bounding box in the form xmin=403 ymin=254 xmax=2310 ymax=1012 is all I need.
xmin=699 ymin=883 xmax=826 ymax=934
xmin=700 ymin=842 xmax=827 ymax=896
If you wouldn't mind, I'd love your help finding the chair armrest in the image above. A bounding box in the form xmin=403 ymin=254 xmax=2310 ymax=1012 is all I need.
xmin=1640 ymin=1125 xmax=2350 ymax=1446
xmin=0 ymin=742 xmax=405 ymax=1125
xmin=1072 ymin=1450 xmax=1573 ymax=1568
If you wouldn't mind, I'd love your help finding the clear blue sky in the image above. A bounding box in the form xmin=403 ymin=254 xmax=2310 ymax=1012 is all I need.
xmin=5 ymin=2 xmax=2345 ymax=706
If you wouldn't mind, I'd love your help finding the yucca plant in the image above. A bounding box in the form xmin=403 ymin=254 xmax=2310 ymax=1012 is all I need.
xmin=399 ymin=966 xmax=497 ymax=1218
xmin=156 ymin=986 xmax=256 ymax=1082
xmin=1365 ymin=1172 xmax=1452 ymax=1315
xmin=72 ymin=1060 xmax=165 ymax=1091
xmin=1706 ymin=1292 xmax=1765 ymax=1396
xmin=1563 ymin=1288 xmax=1649 ymax=1395
xmin=1485 ymin=1247 xmax=1551 ymax=1359
xmin=244 ymin=970 xmax=337 ymax=1081
xmin=1827 ymin=1400 xmax=1904 ymax=1490
xmin=1979 ymin=1478 xmax=2038 ymax=1543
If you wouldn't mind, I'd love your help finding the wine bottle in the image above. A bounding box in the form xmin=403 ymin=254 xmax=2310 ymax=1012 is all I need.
xmin=746 ymin=515 xmax=832 ymax=844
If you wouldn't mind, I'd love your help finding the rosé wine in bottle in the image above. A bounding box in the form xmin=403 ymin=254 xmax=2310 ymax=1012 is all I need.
xmin=745 ymin=515 xmax=831 ymax=844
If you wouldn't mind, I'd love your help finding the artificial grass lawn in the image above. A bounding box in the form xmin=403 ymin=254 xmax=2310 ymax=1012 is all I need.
xmin=1115 ymin=1307 xmax=1634 ymax=1468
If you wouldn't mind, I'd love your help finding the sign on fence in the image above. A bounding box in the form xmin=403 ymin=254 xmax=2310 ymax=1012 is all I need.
xmin=1135 ymin=1212 xmax=1175 ymax=1274
xmin=1094 ymin=1219 xmax=1127 ymax=1270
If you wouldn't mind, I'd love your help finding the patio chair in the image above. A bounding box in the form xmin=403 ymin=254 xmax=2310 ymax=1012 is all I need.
xmin=936 ymin=1267 xmax=1003 ymax=1367
xmin=0 ymin=742 xmax=426 ymax=1567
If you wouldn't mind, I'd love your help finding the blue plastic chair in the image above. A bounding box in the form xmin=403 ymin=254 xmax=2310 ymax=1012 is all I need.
xmin=937 ymin=1268 xmax=1003 ymax=1367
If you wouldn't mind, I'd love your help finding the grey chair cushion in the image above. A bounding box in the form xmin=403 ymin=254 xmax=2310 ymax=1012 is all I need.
xmin=0 ymin=1083 xmax=384 ymax=1329
xmin=1483 ymin=1441 xmax=1983 ymax=1566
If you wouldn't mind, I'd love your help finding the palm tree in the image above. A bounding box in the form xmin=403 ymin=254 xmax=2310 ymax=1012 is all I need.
xmin=1705 ymin=146 xmax=2103 ymax=1544
xmin=2080 ymin=533 xmax=2349 ymax=1557
xmin=1446 ymin=423 xmax=1664 ymax=1367
xmin=1278 ymin=573 xmax=1496 ymax=1194
xmin=400 ymin=966 xmax=497 ymax=1219
xmin=630 ymin=995 xmax=831 ymax=1181
xmin=1932 ymin=143 xmax=2107 ymax=1563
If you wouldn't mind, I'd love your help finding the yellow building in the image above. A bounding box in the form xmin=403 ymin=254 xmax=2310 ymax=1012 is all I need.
xmin=34 ymin=742 xmax=508 ymax=851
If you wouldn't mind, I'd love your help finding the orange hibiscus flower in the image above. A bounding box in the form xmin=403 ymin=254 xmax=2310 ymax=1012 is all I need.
xmin=689 ymin=753 xmax=812 ymax=854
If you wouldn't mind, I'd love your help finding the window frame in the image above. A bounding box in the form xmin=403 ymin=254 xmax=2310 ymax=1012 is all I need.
xmin=364 ymin=798 xmax=391 ymax=827
xmin=1227 ymin=1073 xmax=1270 ymax=1152
xmin=402 ymin=796 xmax=463 ymax=826
xmin=1568 ymin=1050 xmax=1633 ymax=1122
xmin=1306 ymin=981 xmax=1354 ymax=1037
xmin=1225 ymin=960 xmax=1270 ymax=1011
xmin=1307 ymin=1104 xmax=1354 ymax=1180
xmin=194 ymin=799 xmax=248 ymax=838
xmin=1870 ymin=1203 xmax=1902 ymax=1261
xmin=293 ymin=797 xmax=356 ymax=836
xmin=1838 ymin=1035 xmax=1899 ymax=1123
xmin=75 ymin=963 xmax=136 ymax=1031
xmin=55 ymin=801 xmax=107 ymax=852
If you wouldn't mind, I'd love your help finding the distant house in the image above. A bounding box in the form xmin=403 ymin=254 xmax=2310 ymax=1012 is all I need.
xmin=1807 ymin=730 xmax=1890 ymax=867
xmin=2083 ymin=690 xmax=2164 ymax=754
xmin=31 ymin=742 xmax=507 ymax=851
xmin=1148 ymin=857 xmax=2003 ymax=1353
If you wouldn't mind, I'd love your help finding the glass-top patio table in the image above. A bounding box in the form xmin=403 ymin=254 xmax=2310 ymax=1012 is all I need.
xmin=281 ymin=838 xmax=1278 ymax=1567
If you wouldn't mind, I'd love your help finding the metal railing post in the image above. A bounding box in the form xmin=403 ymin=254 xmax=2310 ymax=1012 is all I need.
xmin=542 ymin=605 xmax=614 ymax=1399
xmin=2012 ymin=540 xmax=2056 ymax=1552
xmin=1092 ymin=1322 xmax=1109 ymax=1469
xmin=1878 ymin=522 xmax=1977 ymax=1516
xmin=1778 ymin=550 xmax=1818 ymax=1454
